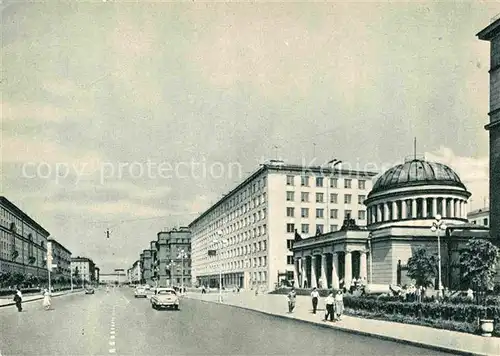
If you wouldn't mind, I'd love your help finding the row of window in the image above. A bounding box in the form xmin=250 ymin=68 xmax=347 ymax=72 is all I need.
xmin=286 ymin=208 xmax=366 ymax=220
xmin=286 ymin=223 xmax=350 ymax=235
xmin=286 ymin=176 xmax=367 ymax=189
xmin=286 ymin=192 xmax=365 ymax=204
xmin=199 ymin=177 xmax=267 ymax=227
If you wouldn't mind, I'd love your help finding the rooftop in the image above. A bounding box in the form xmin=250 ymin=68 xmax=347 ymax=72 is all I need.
xmin=369 ymin=159 xmax=466 ymax=195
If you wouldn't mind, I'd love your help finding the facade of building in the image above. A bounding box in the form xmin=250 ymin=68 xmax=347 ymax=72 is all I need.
xmin=189 ymin=162 xmax=377 ymax=291
xmin=156 ymin=227 xmax=191 ymax=287
xmin=0 ymin=196 xmax=50 ymax=279
xmin=70 ymin=256 xmax=96 ymax=284
xmin=129 ymin=260 xmax=141 ymax=284
xmin=478 ymin=17 xmax=500 ymax=241
xmin=47 ymin=238 xmax=72 ymax=282
xmin=292 ymin=158 xmax=490 ymax=290
xmin=142 ymin=249 xmax=153 ymax=285
xmin=100 ymin=272 xmax=125 ymax=285
xmin=468 ymin=207 xmax=490 ymax=227
xmin=94 ymin=267 xmax=100 ymax=283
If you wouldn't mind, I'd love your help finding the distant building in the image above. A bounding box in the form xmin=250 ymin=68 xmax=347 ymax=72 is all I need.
xmin=142 ymin=249 xmax=153 ymax=285
xmin=100 ymin=272 xmax=125 ymax=285
xmin=156 ymin=227 xmax=191 ymax=287
xmin=189 ymin=162 xmax=377 ymax=291
xmin=130 ymin=260 xmax=140 ymax=284
xmin=478 ymin=17 xmax=500 ymax=241
xmin=94 ymin=266 xmax=100 ymax=283
xmin=468 ymin=207 xmax=490 ymax=227
xmin=293 ymin=158 xmax=490 ymax=290
xmin=71 ymin=256 xmax=96 ymax=285
xmin=47 ymin=238 xmax=72 ymax=283
xmin=0 ymin=196 xmax=50 ymax=279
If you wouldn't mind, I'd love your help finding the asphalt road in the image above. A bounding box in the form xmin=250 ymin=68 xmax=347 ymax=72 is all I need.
xmin=0 ymin=287 xmax=453 ymax=356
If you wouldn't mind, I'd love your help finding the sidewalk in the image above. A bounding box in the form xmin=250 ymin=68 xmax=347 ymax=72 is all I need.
xmin=185 ymin=291 xmax=500 ymax=356
xmin=0 ymin=289 xmax=84 ymax=308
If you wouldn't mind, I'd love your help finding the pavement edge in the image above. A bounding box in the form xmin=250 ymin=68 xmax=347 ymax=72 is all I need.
xmin=185 ymin=296 xmax=487 ymax=356
xmin=0 ymin=290 xmax=84 ymax=308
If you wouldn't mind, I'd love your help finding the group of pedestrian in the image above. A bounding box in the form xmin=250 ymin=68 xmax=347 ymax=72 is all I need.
xmin=286 ymin=287 xmax=345 ymax=322
xmin=323 ymin=289 xmax=344 ymax=322
xmin=12 ymin=286 xmax=52 ymax=312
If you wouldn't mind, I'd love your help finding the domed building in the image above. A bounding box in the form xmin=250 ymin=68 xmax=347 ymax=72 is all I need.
xmin=292 ymin=157 xmax=490 ymax=291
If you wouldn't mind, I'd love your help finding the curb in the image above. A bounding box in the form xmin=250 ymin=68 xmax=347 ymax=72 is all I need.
xmin=186 ymin=296 xmax=490 ymax=356
xmin=0 ymin=290 xmax=84 ymax=308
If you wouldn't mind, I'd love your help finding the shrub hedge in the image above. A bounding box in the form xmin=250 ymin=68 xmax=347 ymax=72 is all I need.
xmin=270 ymin=287 xmax=500 ymax=336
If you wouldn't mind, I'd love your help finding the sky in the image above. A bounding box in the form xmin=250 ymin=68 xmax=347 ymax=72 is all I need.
xmin=1 ymin=1 xmax=497 ymax=273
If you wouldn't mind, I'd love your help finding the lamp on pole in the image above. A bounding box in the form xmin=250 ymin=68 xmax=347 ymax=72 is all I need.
xmin=166 ymin=260 xmax=175 ymax=287
xmin=367 ymin=233 xmax=373 ymax=284
xmin=431 ymin=214 xmax=447 ymax=299
xmin=214 ymin=231 xmax=227 ymax=303
xmin=178 ymin=249 xmax=188 ymax=293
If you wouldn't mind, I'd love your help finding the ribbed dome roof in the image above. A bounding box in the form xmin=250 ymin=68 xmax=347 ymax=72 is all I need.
xmin=370 ymin=159 xmax=465 ymax=194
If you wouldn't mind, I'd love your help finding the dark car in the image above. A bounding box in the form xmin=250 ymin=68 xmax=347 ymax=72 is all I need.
xmin=85 ymin=288 xmax=95 ymax=294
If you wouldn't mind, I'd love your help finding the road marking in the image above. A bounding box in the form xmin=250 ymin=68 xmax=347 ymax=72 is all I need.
xmin=110 ymin=330 xmax=115 ymax=335
xmin=110 ymin=335 xmax=115 ymax=340
xmin=109 ymin=341 xmax=115 ymax=346
xmin=109 ymin=349 xmax=116 ymax=353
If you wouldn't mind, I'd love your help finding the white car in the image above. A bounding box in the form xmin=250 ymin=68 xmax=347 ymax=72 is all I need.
xmin=150 ymin=288 xmax=179 ymax=310
xmin=134 ymin=286 xmax=147 ymax=298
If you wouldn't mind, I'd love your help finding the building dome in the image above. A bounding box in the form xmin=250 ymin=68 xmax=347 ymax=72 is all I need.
xmin=370 ymin=159 xmax=465 ymax=195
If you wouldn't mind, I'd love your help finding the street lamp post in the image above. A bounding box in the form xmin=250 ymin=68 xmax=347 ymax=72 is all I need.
xmin=431 ymin=214 xmax=447 ymax=299
xmin=368 ymin=233 xmax=373 ymax=284
xmin=166 ymin=260 xmax=175 ymax=287
xmin=178 ymin=249 xmax=188 ymax=293
xmin=214 ymin=231 xmax=227 ymax=303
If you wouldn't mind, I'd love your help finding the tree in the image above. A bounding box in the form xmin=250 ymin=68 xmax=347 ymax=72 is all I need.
xmin=407 ymin=247 xmax=438 ymax=288
xmin=460 ymin=239 xmax=499 ymax=304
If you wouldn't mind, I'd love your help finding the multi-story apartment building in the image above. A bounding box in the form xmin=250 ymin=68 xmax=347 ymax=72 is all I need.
xmin=142 ymin=249 xmax=153 ymax=285
xmin=70 ymin=256 xmax=96 ymax=284
xmin=150 ymin=240 xmax=158 ymax=284
xmin=156 ymin=227 xmax=191 ymax=287
xmin=468 ymin=207 xmax=490 ymax=227
xmin=128 ymin=260 xmax=140 ymax=284
xmin=189 ymin=162 xmax=377 ymax=291
xmin=94 ymin=266 xmax=100 ymax=283
xmin=0 ymin=196 xmax=50 ymax=279
xmin=478 ymin=17 xmax=500 ymax=241
xmin=47 ymin=238 xmax=72 ymax=282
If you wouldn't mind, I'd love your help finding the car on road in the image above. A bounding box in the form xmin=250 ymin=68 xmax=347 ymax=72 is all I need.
xmin=150 ymin=288 xmax=179 ymax=310
xmin=85 ymin=288 xmax=95 ymax=294
xmin=134 ymin=286 xmax=147 ymax=298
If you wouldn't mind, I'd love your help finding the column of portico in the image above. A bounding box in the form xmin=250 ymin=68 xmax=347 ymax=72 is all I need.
xmin=458 ymin=200 xmax=463 ymax=218
xmin=462 ymin=201 xmax=467 ymax=218
xmin=432 ymin=198 xmax=438 ymax=218
xmin=359 ymin=250 xmax=367 ymax=281
xmin=311 ymin=256 xmax=318 ymax=288
xmin=301 ymin=257 xmax=308 ymax=288
xmin=377 ymin=204 xmax=382 ymax=222
xmin=411 ymin=199 xmax=417 ymax=218
xmin=401 ymin=200 xmax=407 ymax=219
xmin=392 ymin=201 xmax=398 ymax=221
xmin=454 ymin=199 xmax=460 ymax=218
xmin=344 ymin=251 xmax=352 ymax=289
xmin=331 ymin=253 xmax=339 ymax=289
xmin=320 ymin=254 xmax=327 ymax=289
xmin=383 ymin=203 xmax=389 ymax=221
xmin=422 ymin=198 xmax=428 ymax=218
xmin=294 ymin=258 xmax=300 ymax=287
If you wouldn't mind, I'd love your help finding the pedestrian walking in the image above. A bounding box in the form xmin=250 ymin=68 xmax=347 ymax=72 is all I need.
xmin=13 ymin=288 xmax=22 ymax=312
xmin=310 ymin=287 xmax=319 ymax=314
xmin=334 ymin=290 xmax=344 ymax=320
xmin=287 ymin=288 xmax=297 ymax=313
xmin=323 ymin=291 xmax=335 ymax=322
xmin=42 ymin=289 xmax=52 ymax=310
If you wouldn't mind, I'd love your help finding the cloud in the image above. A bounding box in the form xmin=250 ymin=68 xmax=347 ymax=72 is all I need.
xmin=189 ymin=4 xmax=382 ymax=101
xmin=1 ymin=101 xmax=66 ymax=122
xmin=425 ymin=146 xmax=489 ymax=210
